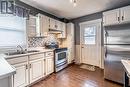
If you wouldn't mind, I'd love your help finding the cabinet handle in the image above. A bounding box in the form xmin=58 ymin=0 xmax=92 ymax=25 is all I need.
xmin=30 ymin=64 xmax=31 ymax=68
xmin=118 ymin=17 xmax=120 ymax=21
xmin=25 ymin=64 xmax=28 ymax=69
xmin=122 ymin=16 xmax=124 ymax=20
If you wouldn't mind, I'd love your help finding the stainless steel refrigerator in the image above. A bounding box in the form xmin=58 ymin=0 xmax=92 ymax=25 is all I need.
xmin=104 ymin=28 xmax=130 ymax=84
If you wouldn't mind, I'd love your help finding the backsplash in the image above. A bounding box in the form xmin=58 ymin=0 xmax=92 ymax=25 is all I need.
xmin=28 ymin=34 xmax=58 ymax=47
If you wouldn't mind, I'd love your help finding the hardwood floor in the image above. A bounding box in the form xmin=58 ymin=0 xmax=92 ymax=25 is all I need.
xmin=31 ymin=64 xmax=122 ymax=87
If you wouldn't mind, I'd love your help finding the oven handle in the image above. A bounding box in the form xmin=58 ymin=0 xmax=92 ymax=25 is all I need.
xmin=56 ymin=61 xmax=67 ymax=68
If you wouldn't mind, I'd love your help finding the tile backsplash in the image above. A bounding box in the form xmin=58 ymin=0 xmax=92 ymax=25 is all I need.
xmin=28 ymin=34 xmax=58 ymax=47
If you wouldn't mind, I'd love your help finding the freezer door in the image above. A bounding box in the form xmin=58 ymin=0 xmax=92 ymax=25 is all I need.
xmin=104 ymin=29 xmax=130 ymax=45
xmin=104 ymin=49 xmax=130 ymax=84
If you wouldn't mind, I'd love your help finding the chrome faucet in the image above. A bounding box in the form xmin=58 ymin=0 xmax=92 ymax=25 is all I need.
xmin=17 ymin=45 xmax=24 ymax=53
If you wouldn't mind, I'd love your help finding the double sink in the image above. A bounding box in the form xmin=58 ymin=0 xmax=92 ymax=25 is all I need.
xmin=5 ymin=50 xmax=40 ymax=56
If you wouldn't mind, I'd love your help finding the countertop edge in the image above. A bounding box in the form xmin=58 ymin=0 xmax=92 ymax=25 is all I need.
xmin=121 ymin=60 xmax=130 ymax=76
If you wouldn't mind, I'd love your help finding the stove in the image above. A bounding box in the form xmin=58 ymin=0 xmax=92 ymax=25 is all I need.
xmin=54 ymin=48 xmax=68 ymax=72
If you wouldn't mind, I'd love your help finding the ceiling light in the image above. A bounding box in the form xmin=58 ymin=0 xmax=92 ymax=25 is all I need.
xmin=70 ymin=0 xmax=73 ymax=3
xmin=73 ymin=0 xmax=77 ymax=7
xmin=70 ymin=0 xmax=77 ymax=7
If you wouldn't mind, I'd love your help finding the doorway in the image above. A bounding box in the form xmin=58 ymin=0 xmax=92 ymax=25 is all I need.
xmin=80 ymin=19 xmax=102 ymax=67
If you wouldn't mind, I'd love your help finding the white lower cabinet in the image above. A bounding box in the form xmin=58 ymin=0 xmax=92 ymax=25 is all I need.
xmin=7 ymin=51 xmax=54 ymax=87
xmin=29 ymin=58 xmax=43 ymax=83
xmin=13 ymin=62 xmax=28 ymax=87
xmin=46 ymin=57 xmax=54 ymax=75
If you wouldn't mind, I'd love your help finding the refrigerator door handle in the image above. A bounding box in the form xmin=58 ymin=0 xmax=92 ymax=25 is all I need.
xmin=104 ymin=46 xmax=107 ymax=57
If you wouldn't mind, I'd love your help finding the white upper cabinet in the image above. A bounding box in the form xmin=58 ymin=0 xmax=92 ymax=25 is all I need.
xmin=49 ymin=18 xmax=56 ymax=29
xmin=103 ymin=9 xmax=120 ymax=26
xmin=57 ymin=22 xmax=66 ymax=38
xmin=55 ymin=20 xmax=62 ymax=30
xmin=27 ymin=15 xmax=37 ymax=37
xmin=37 ymin=14 xmax=49 ymax=36
xmin=120 ymin=6 xmax=130 ymax=23
xmin=27 ymin=14 xmax=67 ymax=37
xmin=103 ymin=5 xmax=130 ymax=26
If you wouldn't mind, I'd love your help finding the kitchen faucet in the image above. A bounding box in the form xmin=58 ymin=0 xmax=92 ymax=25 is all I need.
xmin=17 ymin=45 xmax=24 ymax=53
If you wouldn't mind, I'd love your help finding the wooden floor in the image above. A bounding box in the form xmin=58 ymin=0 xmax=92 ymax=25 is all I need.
xmin=31 ymin=64 xmax=122 ymax=87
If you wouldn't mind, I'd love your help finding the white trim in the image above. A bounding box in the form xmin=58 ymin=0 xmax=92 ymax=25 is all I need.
xmin=79 ymin=19 xmax=102 ymax=25
xmin=79 ymin=19 xmax=102 ymax=68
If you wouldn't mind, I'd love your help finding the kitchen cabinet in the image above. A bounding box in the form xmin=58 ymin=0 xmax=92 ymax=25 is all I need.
xmin=49 ymin=18 xmax=56 ymax=29
xmin=6 ymin=51 xmax=54 ymax=87
xmin=29 ymin=58 xmax=43 ymax=83
xmin=103 ymin=5 xmax=130 ymax=26
xmin=6 ymin=56 xmax=28 ymax=87
xmin=37 ymin=14 xmax=49 ymax=36
xmin=45 ymin=52 xmax=54 ymax=75
xmin=27 ymin=14 xmax=50 ymax=37
xmin=13 ymin=62 xmax=28 ymax=87
xmin=120 ymin=6 xmax=130 ymax=23
xmin=49 ymin=18 xmax=62 ymax=31
xmin=46 ymin=57 xmax=54 ymax=75
xmin=57 ymin=22 xmax=66 ymax=38
xmin=27 ymin=15 xmax=37 ymax=37
xmin=63 ymin=23 xmax=75 ymax=64
xmin=103 ymin=9 xmax=120 ymax=26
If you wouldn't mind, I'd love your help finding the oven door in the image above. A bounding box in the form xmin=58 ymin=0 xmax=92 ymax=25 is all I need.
xmin=55 ymin=51 xmax=67 ymax=65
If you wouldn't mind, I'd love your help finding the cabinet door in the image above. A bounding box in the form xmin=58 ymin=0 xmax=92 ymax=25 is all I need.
xmin=29 ymin=59 xmax=43 ymax=83
xmin=103 ymin=9 xmax=120 ymax=26
xmin=120 ymin=6 xmax=130 ymax=23
xmin=27 ymin=15 xmax=37 ymax=37
xmin=40 ymin=15 xmax=49 ymax=36
xmin=46 ymin=57 xmax=54 ymax=75
xmin=49 ymin=18 xmax=56 ymax=29
xmin=57 ymin=22 xmax=66 ymax=38
xmin=55 ymin=20 xmax=61 ymax=30
xmin=13 ymin=63 xmax=28 ymax=87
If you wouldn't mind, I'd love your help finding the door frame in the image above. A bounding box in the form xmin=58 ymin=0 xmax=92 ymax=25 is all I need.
xmin=79 ymin=19 xmax=102 ymax=68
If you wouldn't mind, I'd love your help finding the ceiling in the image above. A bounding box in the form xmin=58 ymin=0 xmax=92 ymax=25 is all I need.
xmin=20 ymin=0 xmax=130 ymax=19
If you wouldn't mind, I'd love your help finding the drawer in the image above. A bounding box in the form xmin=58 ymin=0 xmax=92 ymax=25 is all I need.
xmin=45 ymin=52 xmax=54 ymax=57
xmin=6 ymin=56 xmax=28 ymax=65
xmin=29 ymin=53 xmax=44 ymax=61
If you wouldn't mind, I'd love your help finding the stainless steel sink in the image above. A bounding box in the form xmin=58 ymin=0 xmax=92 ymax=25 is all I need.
xmin=5 ymin=50 xmax=39 ymax=56
xmin=27 ymin=50 xmax=39 ymax=53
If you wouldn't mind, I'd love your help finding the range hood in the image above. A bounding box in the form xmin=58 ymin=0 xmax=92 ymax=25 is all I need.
xmin=48 ymin=29 xmax=63 ymax=34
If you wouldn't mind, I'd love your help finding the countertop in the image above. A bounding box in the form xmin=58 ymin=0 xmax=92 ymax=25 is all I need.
xmin=121 ymin=60 xmax=130 ymax=77
xmin=0 ymin=47 xmax=54 ymax=79
xmin=5 ymin=48 xmax=54 ymax=59
xmin=0 ymin=54 xmax=16 ymax=79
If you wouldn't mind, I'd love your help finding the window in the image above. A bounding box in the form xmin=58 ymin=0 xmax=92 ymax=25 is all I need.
xmin=0 ymin=14 xmax=26 ymax=48
xmin=84 ymin=26 xmax=96 ymax=45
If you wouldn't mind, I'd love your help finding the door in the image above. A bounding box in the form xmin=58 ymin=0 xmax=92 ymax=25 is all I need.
xmin=29 ymin=59 xmax=43 ymax=83
xmin=80 ymin=19 xmax=101 ymax=67
xmin=103 ymin=9 xmax=120 ymax=26
xmin=46 ymin=57 xmax=54 ymax=75
xmin=13 ymin=62 xmax=28 ymax=87
xmin=120 ymin=6 xmax=130 ymax=24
